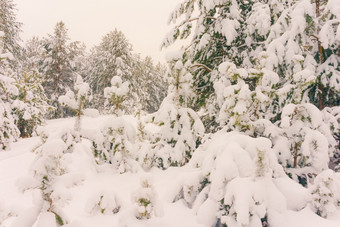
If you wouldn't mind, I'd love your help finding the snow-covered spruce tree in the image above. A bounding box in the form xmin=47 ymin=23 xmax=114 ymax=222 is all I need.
xmin=0 ymin=29 xmax=19 ymax=150
xmin=23 ymin=36 xmax=45 ymax=71
xmin=322 ymin=106 xmax=340 ymax=171
xmin=30 ymin=138 xmax=70 ymax=226
xmin=274 ymin=103 xmax=337 ymax=185
xmin=87 ymin=29 xmax=134 ymax=112
xmin=91 ymin=116 xmax=138 ymax=173
xmin=170 ymin=132 xmax=310 ymax=227
xmin=58 ymin=74 xmax=91 ymax=134
xmin=21 ymin=124 xmax=96 ymax=226
xmin=91 ymin=78 xmax=138 ymax=173
xmin=162 ymin=0 xmax=288 ymax=113
xmin=0 ymin=0 xmax=22 ymax=67
xmin=11 ymin=69 xmax=50 ymax=137
xmin=304 ymin=0 xmax=340 ymax=109
xmin=103 ymin=76 xmax=129 ymax=116
xmin=310 ymin=169 xmax=340 ymax=218
xmin=85 ymin=190 xmax=121 ymax=215
xmin=132 ymin=55 xmax=168 ymax=113
xmin=215 ymin=51 xmax=281 ymax=134
xmin=133 ymin=177 xmax=163 ymax=220
xmin=41 ymin=21 xmax=79 ymax=118
xmin=0 ymin=75 xmax=19 ymax=149
xmin=263 ymin=0 xmax=340 ymax=109
xmin=142 ymin=54 xmax=205 ymax=169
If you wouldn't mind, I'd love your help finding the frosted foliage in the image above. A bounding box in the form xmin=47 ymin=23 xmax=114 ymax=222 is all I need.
xmin=143 ymin=95 xmax=204 ymax=169
xmin=133 ymin=178 xmax=163 ymax=219
xmin=59 ymin=75 xmax=90 ymax=132
xmin=275 ymin=104 xmax=336 ymax=183
xmin=171 ymin=131 xmax=309 ymax=226
xmin=92 ymin=117 xmax=138 ymax=173
xmin=221 ymin=19 xmax=240 ymax=45
xmin=0 ymin=100 xmax=19 ymax=150
xmin=104 ymin=76 xmax=129 ymax=99
xmin=216 ymin=59 xmax=280 ymax=134
xmin=247 ymin=3 xmax=271 ymax=37
xmin=310 ymin=170 xmax=340 ymax=218
xmin=20 ymin=126 xmax=95 ymax=225
xmin=58 ymin=91 xmax=77 ymax=110
xmin=85 ymin=191 xmax=121 ymax=215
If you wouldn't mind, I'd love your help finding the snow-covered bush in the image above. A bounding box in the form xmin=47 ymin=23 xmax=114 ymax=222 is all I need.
xmin=310 ymin=169 xmax=340 ymax=218
xmin=140 ymin=56 xmax=205 ymax=169
xmin=0 ymin=99 xmax=19 ymax=150
xmin=0 ymin=32 xmax=20 ymax=149
xmin=322 ymin=106 xmax=340 ymax=171
xmin=143 ymin=94 xmax=204 ymax=169
xmin=58 ymin=75 xmax=91 ymax=133
xmin=85 ymin=191 xmax=121 ymax=215
xmin=103 ymin=75 xmax=129 ymax=116
xmin=11 ymin=70 xmax=50 ymax=137
xmin=18 ymin=125 xmax=95 ymax=226
xmin=133 ymin=177 xmax=162 ymax=220
xmin=170 ymin=131 xmax=310 ymax=227
xmin=30 ymin=137 xmax=70 ymax=225
xmin=276 ymin=103 xmax=336 ymax=185
xmin=91 ymin=116 xmax=138 ymax=173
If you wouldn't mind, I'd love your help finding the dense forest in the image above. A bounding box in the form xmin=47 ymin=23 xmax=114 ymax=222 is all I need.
xmin=0 ymin=0 xmax=339 ymax=226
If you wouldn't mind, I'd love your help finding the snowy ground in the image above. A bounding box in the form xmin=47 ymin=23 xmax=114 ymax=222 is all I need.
xmin=0 ymin=116 xmax=339 ymax=227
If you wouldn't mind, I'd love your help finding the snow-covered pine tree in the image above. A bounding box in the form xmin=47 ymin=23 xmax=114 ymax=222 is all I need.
xmin=41 ymin=22 xmax=77 ymax=118
xmin=133 ymin=177 xmax=163 ymax=219
xmin=264 ymin=0 xmax=339 ymax=110
xmin=143 ymin=53 xmax=205 ymax=169
xmin=310 ymin=169 xmax=340 ymax=218
xmin=0 ymin=0 xmax=22 ymax=67
xmin=132 ymin=55 xmax=168 ymax=113
xmin=162 ymin=0 xmax=287 ymax=113
xmin=87 ymin=29 xmax=134 ymax=112
xmin=274 ymin=103 xmax=337 ymax=185
xmin=24 ymin=36 xmax=45 ymax=71
xmin=0 ymin=29 xmax=19 ymax=150
xmin=170 ymin=132 xmax=310 ymax=227
xmin=58 ymin=74 xmax=90 ymax=134
xmin=103 ymin=76 xmax=129 ymax=116
xmin=11 ymin=69 xmax=50 ymax=137
xmin=90 ymin=76 xmax=138 ymax=173
xmin=165 ymin=0 xmax=338 ymax=186
xmin=304 ymin=0 xmax=340 ymax=109
xmin=91 ymin=116 xmax=138 ymax=173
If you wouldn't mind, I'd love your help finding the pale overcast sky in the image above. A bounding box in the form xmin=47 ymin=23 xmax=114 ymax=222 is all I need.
xmin=14 ymin=0 xmax=183 ymax=62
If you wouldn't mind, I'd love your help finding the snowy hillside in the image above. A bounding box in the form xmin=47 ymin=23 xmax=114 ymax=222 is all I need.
xmin=0 ymin=115 xmax=339 ymax=227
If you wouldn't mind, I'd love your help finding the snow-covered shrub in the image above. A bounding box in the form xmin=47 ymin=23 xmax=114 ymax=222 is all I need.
xmin=0 ymin=99 xmax=19 ymax=150
xmin=58 ymin=74 xmax=91 ymax=132
xmin=140 ymin=57 xmax=205 ymax=169
xmin=133 ymin=177 xmax=162 ymax=220
xmin=276 ymin=103 xmax=336 ymax=185
xmin=30 ymin=138 xmax=70 ymax=225
xmin=143 ymin=94 xmax=205 ymax=169
xmin=85 ymin=191 xmax=121 ymax=215
xmin=92 ymin=116 xmax=138 ymax=173
xmin=104 ymin=75 xmax=129 ymax=116
xmin=23 ymin=127 xmax=84 ymax=225
xmin=0 ymin=74 xmax=19 ymax=150
xmin=19 ymin=125 xmax=95 ymax=226
xmin=322 ymin=106 xmax=340 ymax=171
xmin=310 ymin=169 xmax=340 ymax=218
xmin=11 ymin=70 xmax=50 ymax=138
xmin=170 ymin=131 xmax=310 ymax=227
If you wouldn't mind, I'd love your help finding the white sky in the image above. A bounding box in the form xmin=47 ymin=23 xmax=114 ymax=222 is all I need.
xmin=14 ymin=0 xmax=183 ymax=62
